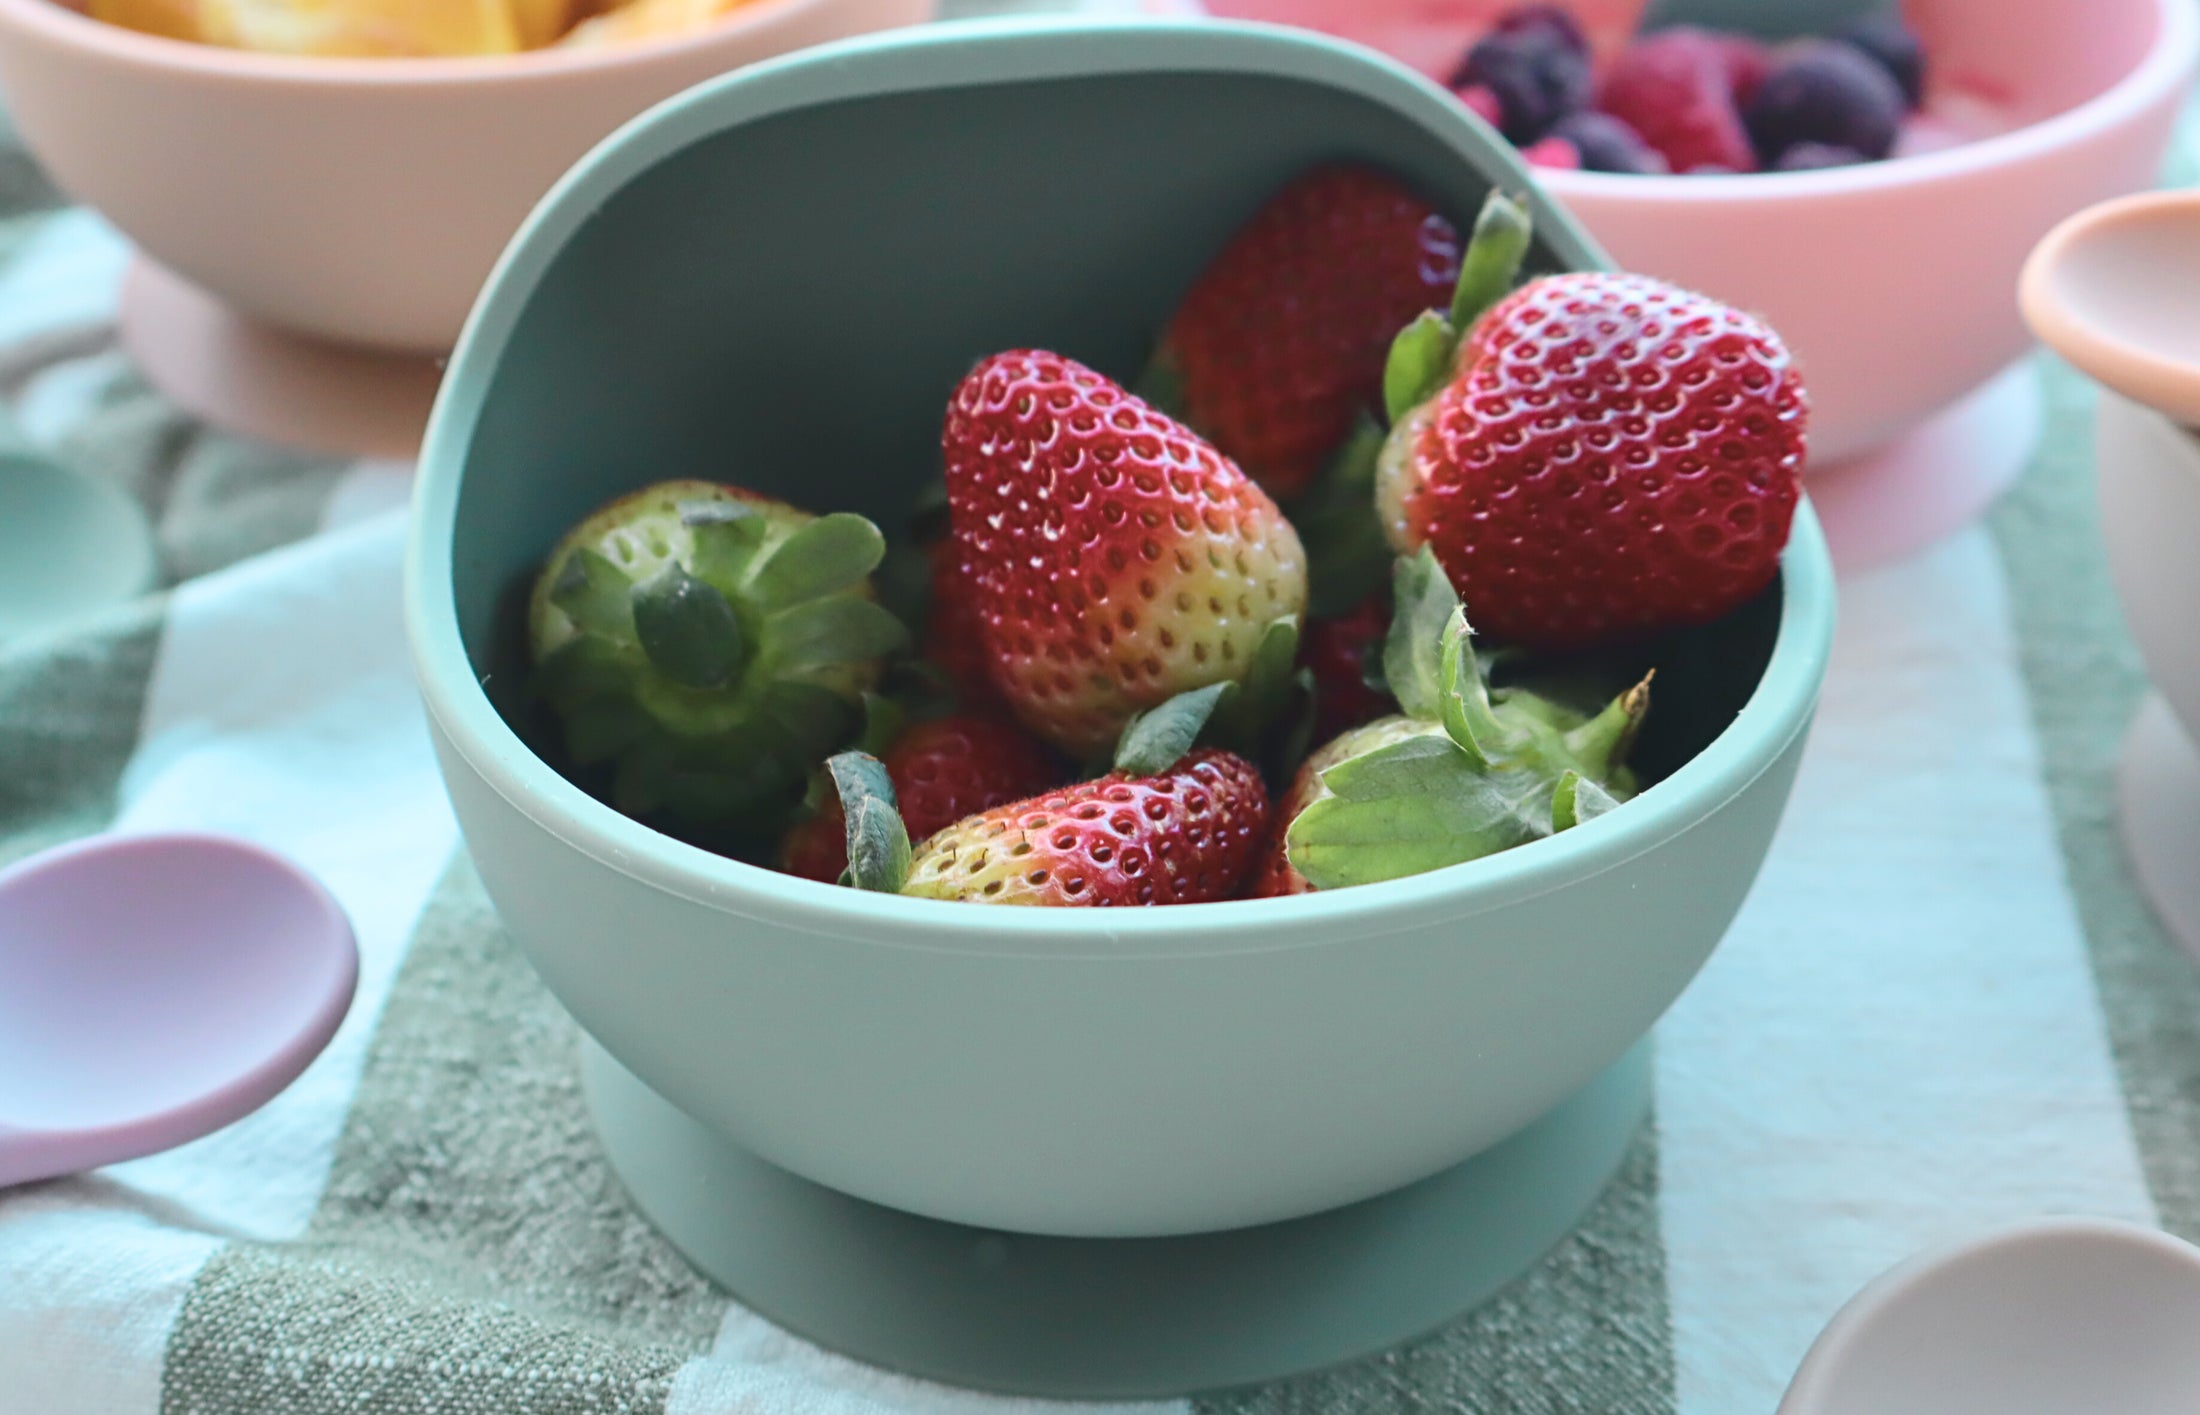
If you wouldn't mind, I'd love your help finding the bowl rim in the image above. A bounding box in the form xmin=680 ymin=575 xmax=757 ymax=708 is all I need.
xmin=0 ymin=0 xmax=874 ymax=83
xmin=1537 ymin=0 xmax=2198 ymax=199
xmin=404 ymin=16 xmax=1839 ymax=959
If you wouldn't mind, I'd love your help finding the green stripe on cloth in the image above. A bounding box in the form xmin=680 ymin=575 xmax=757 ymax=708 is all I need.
xmin=36 ymin=355 xmax=354 ymax=586
xmin=1199 ymin=1123 xmax=1674 ymax=1415
xmin=0 ymin=599 xmax=162 ymax=866
xmin=161 ymin=855 xmax=727 ymax=1415
xmin=1987 ymin=356 xmax=2200 ymax=1242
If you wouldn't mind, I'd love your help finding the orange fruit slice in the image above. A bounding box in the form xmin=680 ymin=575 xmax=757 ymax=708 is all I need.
xmin=508 ymin=0 xmax=577 ymax=48
xmin=199 ymin=0 xmax=524 ymax=56
xmin=87 ymin=0 xmax=205 ymax=41
xmin=557 ymin=0 xmax=757 ymax=48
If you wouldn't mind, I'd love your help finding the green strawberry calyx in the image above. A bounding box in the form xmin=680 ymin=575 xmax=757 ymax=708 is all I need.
xmin=1380 ymin=190 xmax=1533 ymax=425
xmin=529 ymin=482 xmax=909 ymax=839
xmin=1282 ymin=548 xmax=1651 ymax=892
xmin=1098 ymin=619 xmax=1310 ymax=781
xmin=827 ymin=750 xmax=913 ymax=894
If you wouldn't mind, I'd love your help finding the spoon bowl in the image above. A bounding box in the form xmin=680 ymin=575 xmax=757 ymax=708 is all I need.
xmin=0 ymin=418 xmax=157 ymax=642
xmin=2021 ymin=189 xmax=2200 ymax=425
xmin=1779 ymin=1218 xmax=2200 ymax=1415
xmin=0 ymin=832 xmax=356 ymax=1188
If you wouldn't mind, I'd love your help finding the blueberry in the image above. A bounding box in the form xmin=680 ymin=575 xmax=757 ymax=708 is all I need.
xmin=1772 ymin=141 xmax=1870 ymax=170
xmin=1450 ymin=25 xmax=1592 ymax=143
xmin=1549 ymin=111 xmax=1670 ymax=174
xmin=1837 ymin=13 xmax=1926 ymax=108
xmin=1743 ymin=39 xmax=1906 ymax=166
xmin=1492 ymin=3 xmax=1588 ymax=59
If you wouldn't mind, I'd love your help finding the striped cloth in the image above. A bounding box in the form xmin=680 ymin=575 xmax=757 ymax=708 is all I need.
xmin=4 ymin=30 xmax=2199 ymax=1415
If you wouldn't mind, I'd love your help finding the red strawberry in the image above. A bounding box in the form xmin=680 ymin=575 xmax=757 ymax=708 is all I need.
xmin=922 ymin=538 xmax=998 ymax=708
xmin=943 ymin=350 xmax=1308 ymax=757
xmin=1380 ymin=270 xmax=1806 ymax=649
xmin=781 ymin=714 xmax=1058 ymax=884
xmin=1149 ymin=166 xmax=1462 ymax=500
xmin=1302 ymin=596 xmax=1393 ymax=742
xmin=901 ymin=749 xmax=1269 ymax=906
xmin=1597 ymin=28 xmax=1759 ymax=174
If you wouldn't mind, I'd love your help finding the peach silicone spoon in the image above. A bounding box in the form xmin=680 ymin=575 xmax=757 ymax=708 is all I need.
xmin=0 ymin=832 xmax=356 ymax=1188
xmin=2022 ymin=189 xmax=2200 ymax=427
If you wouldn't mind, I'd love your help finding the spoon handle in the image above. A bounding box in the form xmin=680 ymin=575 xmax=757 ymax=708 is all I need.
xmin=0 ymin=1122 xmax=72 ymax=1191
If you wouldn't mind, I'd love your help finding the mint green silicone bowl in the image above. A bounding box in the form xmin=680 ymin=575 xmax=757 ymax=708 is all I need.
xmin=405 ymin=16 xmax=1837 ymax=1241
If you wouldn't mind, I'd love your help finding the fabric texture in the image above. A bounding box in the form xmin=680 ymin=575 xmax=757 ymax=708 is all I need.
xmin=2 ymin=16 xmax=2198 ymax=1415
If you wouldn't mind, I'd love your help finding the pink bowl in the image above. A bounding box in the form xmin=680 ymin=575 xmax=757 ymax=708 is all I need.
xmin=0 ymin=0 xmax=931 ymax=354
xmin=1204 ymin=0 xmax=2198 ymax=468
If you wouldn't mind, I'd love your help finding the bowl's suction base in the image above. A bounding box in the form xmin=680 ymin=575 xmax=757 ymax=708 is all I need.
xmin=1808 ymin=361 xmax=2043 ymax=574
xmin=583 ymin=1037 xmax=1649 ymax=1400
xmin=2117 ymin=694 xmax=2200 ymax=964
xmin=118 ymin=259 xmax=443 ymax=462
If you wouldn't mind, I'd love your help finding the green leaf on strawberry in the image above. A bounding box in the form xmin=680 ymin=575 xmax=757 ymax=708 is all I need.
xmin=1116 ymin=682 xmax=1234 ymax=778
xmin=828 ymin=750 xmax=911 ymax=894
xmin=1379 ymin=190 xmax=1534 ymax=427
xmin=1382 ymin=549 xmax=1463 ymax=721
xmin=1277 ymin=549 xmax=1652 ymax=893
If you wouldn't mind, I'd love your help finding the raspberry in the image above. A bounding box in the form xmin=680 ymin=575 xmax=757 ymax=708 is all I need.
xmin=1597 ymin=28 xmax=1758 ymax=173
xmin=1522 ymin=134 xmax=1582 ymax=169
xmin=1837 ymin=13 xmax=1926 ymax=109
xmin=1452 ymin=82 xmax=1505 ymax=129
xmin=1744 ymin=40 xmax=1905 ymax=166
xmin=1549 ymin=111 xmax=1669 ymax=174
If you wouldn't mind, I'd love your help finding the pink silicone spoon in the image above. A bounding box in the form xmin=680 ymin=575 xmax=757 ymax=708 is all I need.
xmin=0 ymin=832 xmax=356 ymax=1188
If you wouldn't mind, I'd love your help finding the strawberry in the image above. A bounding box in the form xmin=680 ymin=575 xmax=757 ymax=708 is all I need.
xmin=1302 ymin=596 xmax=1393 ymax=743
xmin=1144 ymin=166 xmax=1462 ymax=500
xmin=781 ymin=712 xmax=1059 ymax=884
xmin=527 ymin=480 xmax=906 ymax=843
xmin=942 ymin=350 xmax=1309 ymax=758
xmin=1377 ymin=193 xmax=1806 ymax=651
xmin=921 ymin=537 xmax=998 ymax=708
xmin=1253 ymin=551 xmax=1649 ymax=897
xmin=826 ymin=688 xmax=1271 ymax=906
xmin=901 ymin=749 xmax=1268 ymax=906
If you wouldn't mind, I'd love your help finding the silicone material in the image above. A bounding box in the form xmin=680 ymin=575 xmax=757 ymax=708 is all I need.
xmin=2118 ymin=697 xmax=2200 ymax=964
xmin=406 ymin=18 xmax=1838 ymax=1240
xmin=0 ymin=833 xmax=357 ymax=1189
xmin=2023 ymin=191 xmax=2200 ymax=426
xmin=586 ymin=1037 xmax=1651 ymax=1399
xmin=1780 ymin=1219 xmax=2200 ymax=1415
xmin=0 ymin=420 xmax=156 ymax=643
xmin=0 ymin=0 xmax=933 ymax=353
xmin=2093 ymin=394 xmax=2200 ymax=959
xmin=119 ymin=259 xmax=442 ymax=461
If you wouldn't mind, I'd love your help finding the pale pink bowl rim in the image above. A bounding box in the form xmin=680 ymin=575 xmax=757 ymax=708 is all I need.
xmin=1537 ymin=0 xmax=2198 ymax=201
xmin=0 ymin=0 xmax=863 ymax=85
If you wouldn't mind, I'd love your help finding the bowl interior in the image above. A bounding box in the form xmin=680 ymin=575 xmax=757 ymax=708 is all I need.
xmin=434 ymin=24 xmax=1790 ymax=864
